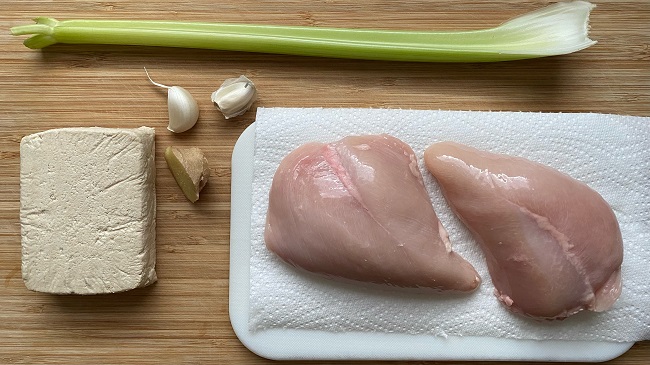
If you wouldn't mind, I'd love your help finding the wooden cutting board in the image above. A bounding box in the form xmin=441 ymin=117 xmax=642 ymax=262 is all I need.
xmin=1 ymin=0 xmax=648 ymax=364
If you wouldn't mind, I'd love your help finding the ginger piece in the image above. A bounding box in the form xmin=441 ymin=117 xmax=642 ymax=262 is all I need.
xmin=165 ymin=146 xmax=210 ymax=202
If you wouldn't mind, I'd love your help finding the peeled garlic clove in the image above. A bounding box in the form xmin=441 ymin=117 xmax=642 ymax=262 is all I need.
xmin=144 ymin=68 xmax=200 ymax=133
xmin=211 ymin=75 xmax=257 ymax=119
xmin=167 ymin=86 xmax=199 ymax=133
xmin=164 ymin=146 xmax=210 ymax=203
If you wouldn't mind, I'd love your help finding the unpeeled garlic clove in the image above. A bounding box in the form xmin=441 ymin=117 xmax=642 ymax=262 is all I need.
xmin=166 ymin=86 xmax=199 ymax=133
xmin=145 ymin=68 xmax=200 ymax=133
xmin=211 ymin=75 xmax=257 ymax=119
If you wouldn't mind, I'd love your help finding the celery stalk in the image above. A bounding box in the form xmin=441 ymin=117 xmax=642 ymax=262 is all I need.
xmin=11 ymin=1 xmax=596 ymax=63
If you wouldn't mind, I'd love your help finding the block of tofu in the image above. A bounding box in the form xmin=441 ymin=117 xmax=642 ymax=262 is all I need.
xmin=20 ymin=127 xmax=157 ymax=294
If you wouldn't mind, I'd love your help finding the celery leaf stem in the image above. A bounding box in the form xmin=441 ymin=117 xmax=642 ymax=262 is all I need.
xmin=10 ymin=1 xmax=596 ymax=63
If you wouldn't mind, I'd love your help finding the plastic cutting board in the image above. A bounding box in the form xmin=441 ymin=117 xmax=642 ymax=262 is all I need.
xmin=228 ymin=123 xmax=634 ymax=361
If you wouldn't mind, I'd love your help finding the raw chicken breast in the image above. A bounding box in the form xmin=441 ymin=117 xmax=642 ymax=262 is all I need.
xmin=424 ymin=142 xmax=623 ymax=319
xmin=265 ymin=135 xmax=480 ymax=292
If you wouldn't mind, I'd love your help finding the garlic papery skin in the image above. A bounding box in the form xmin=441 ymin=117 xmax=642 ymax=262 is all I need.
xmin=211 ymin=75 xmax=257 ymax=119
xmin=145 ymin=68 xmax=199 ymax=133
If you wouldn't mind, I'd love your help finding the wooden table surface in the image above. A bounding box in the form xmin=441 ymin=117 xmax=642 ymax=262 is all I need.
xmin=1 ymin=0 xmax=648 ymax=364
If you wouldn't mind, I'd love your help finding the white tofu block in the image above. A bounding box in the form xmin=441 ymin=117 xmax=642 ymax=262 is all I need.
xmin=20 ymin=127 xmax=157 ymax=294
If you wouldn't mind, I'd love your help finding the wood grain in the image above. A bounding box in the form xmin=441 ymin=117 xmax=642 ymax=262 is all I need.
xmin=1 ymin=0 xmax=648 ymax=364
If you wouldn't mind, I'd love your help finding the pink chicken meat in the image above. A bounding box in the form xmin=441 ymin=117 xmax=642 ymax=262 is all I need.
xmin=424 ymin=141 xmax=623 ymax=319
xmin=265 ymin=135 xmax=480 ymax=292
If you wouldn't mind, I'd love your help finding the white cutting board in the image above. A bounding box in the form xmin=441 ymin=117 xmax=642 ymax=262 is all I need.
xmin=228 ymin=123 xmax=634 ymax=361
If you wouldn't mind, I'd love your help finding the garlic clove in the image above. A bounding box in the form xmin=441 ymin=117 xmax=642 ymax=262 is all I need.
xmin=211 ymin=75 xmax=257 ymax=119
xmin=167 ymin=86 xmax=199 ymax=133
xmin=144 ymin=67 xmax=200 ymax=133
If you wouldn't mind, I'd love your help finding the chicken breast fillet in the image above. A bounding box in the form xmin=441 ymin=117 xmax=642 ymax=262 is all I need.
xmin=265 ymin=135 xmax=480 ymax=292
xmin=425 ymin=141 xmax=623 ymax=319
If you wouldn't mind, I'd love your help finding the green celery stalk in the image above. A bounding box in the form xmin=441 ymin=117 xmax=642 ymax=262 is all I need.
xmin=11 ymin=1 xmax=596 ymax=63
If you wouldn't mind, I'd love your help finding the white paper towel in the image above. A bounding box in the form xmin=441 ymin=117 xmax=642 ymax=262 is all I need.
xmin=248 ymin=108 xmax=650 ymax=342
